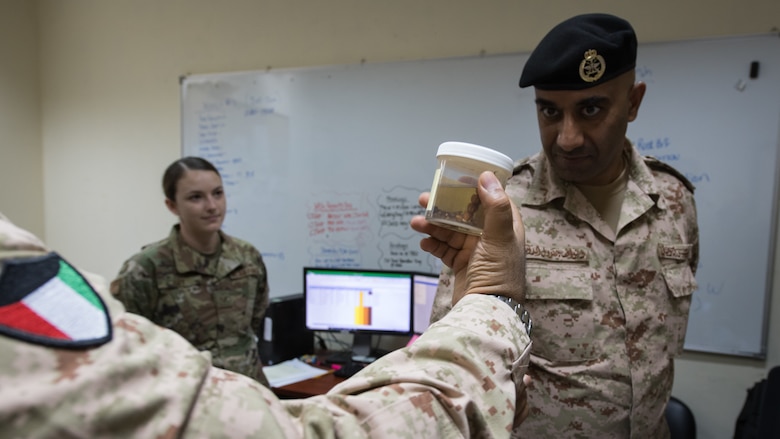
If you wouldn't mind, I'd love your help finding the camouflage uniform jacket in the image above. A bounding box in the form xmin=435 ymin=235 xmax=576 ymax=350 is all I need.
xmin=0 ymin=213 xmax=532 ymax=438
xmin=431 ymin=144 xmax=699 ymax=438
xmin=110 ymin=225 xmax=270 ymax=386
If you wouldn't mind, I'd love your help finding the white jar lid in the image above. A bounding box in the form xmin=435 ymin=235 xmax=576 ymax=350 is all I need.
xmin=436 ymin=141 xmax=513 ymax=172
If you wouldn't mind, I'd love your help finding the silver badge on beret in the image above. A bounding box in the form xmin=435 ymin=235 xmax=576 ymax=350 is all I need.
xmin=579 ymin=49 xmax=605 ymax=82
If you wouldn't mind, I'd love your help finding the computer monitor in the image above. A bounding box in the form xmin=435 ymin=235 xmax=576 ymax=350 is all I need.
xmin=303 ymin=267 xmax=413 ymax=358
xmin=412 ymin=272 xmax=439 ymax=334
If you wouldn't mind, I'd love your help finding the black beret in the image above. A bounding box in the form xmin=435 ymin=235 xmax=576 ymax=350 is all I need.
xmin=518 ymin=13 xmax=637 ymax=90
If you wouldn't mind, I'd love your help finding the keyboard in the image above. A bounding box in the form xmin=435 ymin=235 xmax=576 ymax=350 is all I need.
xmin=334 ymin=361 xmax=365 ymax=378
xmin=325 ymin=351 xmax=352 ymax=364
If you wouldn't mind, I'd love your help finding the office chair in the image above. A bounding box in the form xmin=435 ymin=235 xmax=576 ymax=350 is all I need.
xmin=734 ymin=365 xmax=779 ymax=438
xmin=666 ymin=395 xmax=696 ymax=439
xmin=757 ymin=366 xmax=780 ymax=438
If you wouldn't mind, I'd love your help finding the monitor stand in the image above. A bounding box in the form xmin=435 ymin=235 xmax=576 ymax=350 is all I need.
xmin=352 ymin=333 xmax=373 ymax=358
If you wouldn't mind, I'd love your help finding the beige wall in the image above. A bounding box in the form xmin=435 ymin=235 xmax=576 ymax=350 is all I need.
xmin=2 ymin=0 xmax=778 ymax=437
xmin=0 ymin=0 xmax=43 ymax=238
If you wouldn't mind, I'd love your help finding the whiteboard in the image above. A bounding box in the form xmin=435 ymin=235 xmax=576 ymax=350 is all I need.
xmin=182 ymin=34 xmax=780 ymax=358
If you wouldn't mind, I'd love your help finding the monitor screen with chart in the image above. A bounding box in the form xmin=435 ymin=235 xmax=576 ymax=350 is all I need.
xmin=303 ymin=267 xmax=413 ymax=357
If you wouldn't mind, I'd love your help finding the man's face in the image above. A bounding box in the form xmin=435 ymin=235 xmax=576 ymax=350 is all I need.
xmin=533 ymin=71 xmax=645 ymax=185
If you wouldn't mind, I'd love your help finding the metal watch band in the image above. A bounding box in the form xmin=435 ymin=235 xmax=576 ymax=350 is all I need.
xmin=492 ymin=295 xmax=532 ymax=336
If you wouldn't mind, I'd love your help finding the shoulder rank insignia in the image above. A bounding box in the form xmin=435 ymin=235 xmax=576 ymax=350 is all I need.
xmin=0 ymin=252 xmax=112 ymax=349
xmin=579 ymin=49 xmax=606 ymax=83
xmin=643 ymin=156 xmax=696 ymax=193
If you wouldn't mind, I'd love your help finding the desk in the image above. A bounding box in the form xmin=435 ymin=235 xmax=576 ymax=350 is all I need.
xmin=272 ymin=369 xmax=346 ymax=399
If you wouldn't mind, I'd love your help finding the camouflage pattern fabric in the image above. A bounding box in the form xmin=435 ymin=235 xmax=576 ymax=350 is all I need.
xmin=0 ymin=214 xmax=532 ymax=438
xmin=431 ymin=144 xmax=699 ymax=438
xmin=110 ymin=225 xmax=270 ymax=386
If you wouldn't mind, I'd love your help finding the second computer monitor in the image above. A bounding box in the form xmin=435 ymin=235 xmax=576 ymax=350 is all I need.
xmin=412 ymin=272 xmax=439 ymax=334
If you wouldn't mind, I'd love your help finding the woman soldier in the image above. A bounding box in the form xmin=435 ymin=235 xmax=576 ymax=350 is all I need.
xmin=111 ymin=156 xmax=270 ymax=386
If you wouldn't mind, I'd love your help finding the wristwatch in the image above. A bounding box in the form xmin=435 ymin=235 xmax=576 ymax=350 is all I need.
xmin=492 ymin=295 xmax=532 ymax=336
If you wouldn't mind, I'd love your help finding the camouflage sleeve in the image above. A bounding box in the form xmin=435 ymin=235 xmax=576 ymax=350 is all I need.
xmin=249 ymin=249 xmax=270 ymax=336
xmin=279 ymin=294 xmax=533 ymax=438
xmin=2 ymin=215 xmax=531 ymax=438
xmin=428 ymin=265 xmax=454 ymax=324
xmin=109 ymin=255 xmax=159 ymax=319
xmin=156 ymin=293 xmax=532 ymax=438
xmin=686 ymin=190 xmax=700 ymax=275
xmin=2 ymin=267 xmax=530 ymax=437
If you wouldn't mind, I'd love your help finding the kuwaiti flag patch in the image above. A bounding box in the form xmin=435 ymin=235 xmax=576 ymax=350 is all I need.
xmin=0 ymin=252 xmax=112 ymax=348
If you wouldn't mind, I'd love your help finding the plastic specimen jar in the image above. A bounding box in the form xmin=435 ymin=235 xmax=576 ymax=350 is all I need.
xmin=425 ymin=141 xmax=513 ymax=235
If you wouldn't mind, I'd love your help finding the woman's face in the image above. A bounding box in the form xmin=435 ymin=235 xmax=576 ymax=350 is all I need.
xmin=165 ymin=169 xmax=226 ymax=236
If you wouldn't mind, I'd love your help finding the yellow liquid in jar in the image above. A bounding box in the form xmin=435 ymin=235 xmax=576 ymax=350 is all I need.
xmin=425 ymin=184 xmax=484 ymax=233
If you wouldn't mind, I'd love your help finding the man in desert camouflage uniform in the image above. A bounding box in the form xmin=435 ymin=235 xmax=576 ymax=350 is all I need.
xmin=430 ymin=13 xmax=699 ymax=438
xmin=0 ymin=171 xmax=533 ymax=437
xmin=111 ymin=225 xmax=271 ymax=386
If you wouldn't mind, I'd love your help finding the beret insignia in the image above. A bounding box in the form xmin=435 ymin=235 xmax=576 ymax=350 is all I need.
xmin=579 ymin=49 xmax=606 ymax=83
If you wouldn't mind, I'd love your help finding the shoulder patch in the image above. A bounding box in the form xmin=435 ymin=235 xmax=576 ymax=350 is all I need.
xmin=643 ymin=156 xmax=695 ymax=193
xmin=0 ymin=252 xmax=112 ymax=349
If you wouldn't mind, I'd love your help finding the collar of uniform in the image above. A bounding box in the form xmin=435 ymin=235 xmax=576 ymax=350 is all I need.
xmin=169 ymin=226 xmax=242 ymax=278
xmin=520 ymin=152 xmax=571 ymax=206
xmin=624 ymin=143 xmax=666 ymax=210
xmin=213 ymin=233 xmax=243 ymax=277
xmin=520 ymin=142 xmax=664 ymax=209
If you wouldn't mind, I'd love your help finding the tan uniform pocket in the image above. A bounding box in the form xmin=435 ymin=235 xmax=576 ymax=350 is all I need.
xmin=525 ymin=245 xmax=598 ymax=364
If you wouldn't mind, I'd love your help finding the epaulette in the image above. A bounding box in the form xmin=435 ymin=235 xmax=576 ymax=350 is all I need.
xmin=643 ymin=156 xmax=695 ymax=193
xmin=139 ymin=236 xmax=169 ymax=252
